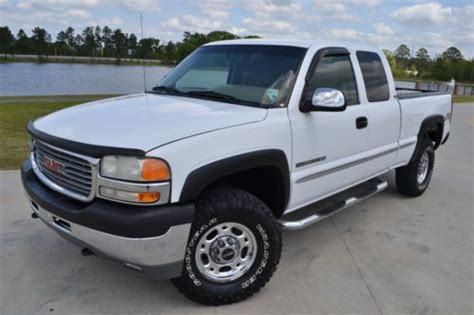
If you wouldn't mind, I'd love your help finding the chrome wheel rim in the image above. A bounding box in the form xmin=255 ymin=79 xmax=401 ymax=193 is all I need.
xmin=417 ymin=151 xmax=430 ymax=184
xmin=195 ymin=222 xmax=257 ymax=282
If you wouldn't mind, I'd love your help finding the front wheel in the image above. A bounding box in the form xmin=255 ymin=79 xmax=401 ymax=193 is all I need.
xmin=396 ymin=138 xmax=435 ymax=197
xmin=172 ymin=188 xmax=282 ymax=306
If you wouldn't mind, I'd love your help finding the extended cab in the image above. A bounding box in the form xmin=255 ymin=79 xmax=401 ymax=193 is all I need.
xmin=21 ymin=39 xmax=451 ymax=305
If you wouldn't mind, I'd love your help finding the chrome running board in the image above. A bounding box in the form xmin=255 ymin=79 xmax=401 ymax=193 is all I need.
xmin=279 ymin=177 xmax=388 ymax=230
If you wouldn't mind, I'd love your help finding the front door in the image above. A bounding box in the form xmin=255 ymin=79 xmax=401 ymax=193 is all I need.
xmin=287 ymin=48 xmax=370 ymax=211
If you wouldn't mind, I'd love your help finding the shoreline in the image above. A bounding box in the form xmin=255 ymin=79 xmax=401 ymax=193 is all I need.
xmin=0 ymin=55 xmax=174 ymax=67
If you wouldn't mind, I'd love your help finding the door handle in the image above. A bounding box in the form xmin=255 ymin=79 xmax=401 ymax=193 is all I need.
xmin=356 ymin=116 xmax=368 ymax=129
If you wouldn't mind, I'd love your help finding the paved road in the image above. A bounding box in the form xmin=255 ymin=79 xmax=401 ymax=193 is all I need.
xmin=1 ymin=104 xmax=472 ymax=315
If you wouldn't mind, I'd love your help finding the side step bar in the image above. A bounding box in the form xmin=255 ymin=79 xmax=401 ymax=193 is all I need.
xmin=279 ymin=177 xmax=388 ymax=230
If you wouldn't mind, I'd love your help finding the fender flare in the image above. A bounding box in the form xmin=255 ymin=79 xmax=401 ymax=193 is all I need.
xmin=410 ymin=115 xmax=444 ymax=164
xmin=179 ymin=149 xmax=291 ymax=208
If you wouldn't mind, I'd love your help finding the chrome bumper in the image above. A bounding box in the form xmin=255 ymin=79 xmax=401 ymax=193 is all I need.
xmin=27 ymin=198 xmax=191 ymax=279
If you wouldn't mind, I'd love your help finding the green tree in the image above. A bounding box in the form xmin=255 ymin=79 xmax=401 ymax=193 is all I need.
xmin=415 ymin=48 xmax=430 ymax=75
xmin=55 ymin=30 xmax=69 ymax=55
xmin=138 ymin=38 xmax=159 ymax=59
xmin=415 ymin=48 xmax=430 ymax=63
xmin=15 ymin=29 xmax=32 ymax=54
xmin=206 ymin=31 xmax=239 ymax=42
xmin=111 ymin=28 xmax=127 ymax=64
xmin=94 ymin=26 xmax=102 ymax=56
xmin=128 ymin=33 xmax=138 ymax=57
xmin=64 ymin=27 xmax=76 ymax=52
xmin=31 ymin=27 xmax=51 ymax=59
xmin=442 ymin=47 xmax=463 ymax=62
xmin=395 ymin=44 xmax=410 ymax=69
xmin=82 ymin=26 xmax=97 ymax=57
xmin=163 ymin=41 xmax=176 ymax=64
xmin=175 ymin=32 xmax=208 ymax=62
xmin=102 ymin=26 xmax=113 ymax=57
xmin=0 ymin=26 xmax=15 ymax=57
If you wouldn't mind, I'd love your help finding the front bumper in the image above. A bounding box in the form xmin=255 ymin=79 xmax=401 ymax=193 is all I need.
xmin=21 ymin=159 xmax=195 ymax=279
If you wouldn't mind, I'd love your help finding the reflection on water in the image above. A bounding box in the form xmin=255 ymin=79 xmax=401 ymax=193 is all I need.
xmin=0 ymin=62 xmax=171 ymax=96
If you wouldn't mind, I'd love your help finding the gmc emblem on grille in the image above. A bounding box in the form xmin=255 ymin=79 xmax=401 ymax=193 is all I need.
xmin=43 ymin=156 xmax=65 ymax=175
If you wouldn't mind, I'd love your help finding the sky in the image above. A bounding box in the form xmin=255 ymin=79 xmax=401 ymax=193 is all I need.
xmin=1 ymin=0 xmax=473 ymax=58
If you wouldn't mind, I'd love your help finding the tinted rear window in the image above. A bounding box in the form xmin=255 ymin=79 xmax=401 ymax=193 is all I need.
xmin=356 ymin=51 xmax=390 ymax=102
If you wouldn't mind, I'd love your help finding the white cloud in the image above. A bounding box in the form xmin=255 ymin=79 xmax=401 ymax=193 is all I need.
xmin=349 ymin=0 xmax=382 ymax=6
xmin=328 ymin=28 xmax=361 ymax=40
xmin=162 ymin=15 xmax=224 ymax=34
xmin=162 ymin=18 xmax=180 ymax=30
xmin=88 ymin=17 xmax=123 ymax=28
xmin=119 ymin=0 xmax=160 ymax=14
xmin=374 ymin=22 xmax=394 ymax=35
xmin=391 ymin=2 xmax=451 ymax=25
xmin=244 ymin=0 xmax=304 ymax=20
xmin=17 ymin=0 xmax=99 ymax=10
xmin=229 ymin=26 xmax=248 ymax=36
xmin=198 ymin=2 xmax=230 ymax=20
xmin=65 ymin=9 xmax=91 ymax=19
xmin=314 ymin=2 xmax=360 ymax=22
xmin=242 ymin=17 xmax=297 ymax=36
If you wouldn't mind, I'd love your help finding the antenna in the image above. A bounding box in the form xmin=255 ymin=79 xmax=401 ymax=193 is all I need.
xmin=140 ymin=13 xmax=147 ymax=92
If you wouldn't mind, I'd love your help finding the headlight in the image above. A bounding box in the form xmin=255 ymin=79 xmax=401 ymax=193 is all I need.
xmin=99 ymin=156 xmax=171 ymax=205
xmin=100 ymin=156 xmax=170 ymax=182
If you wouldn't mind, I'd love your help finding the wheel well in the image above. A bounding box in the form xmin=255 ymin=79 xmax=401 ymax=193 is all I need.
xmin=204 ymin=166 xmax=288 ymax=218
xmin=410 ymin=115 xmax=444 ymax=164
xmin=425 ymin=121 xmax=443 ymax=150
xmin=179 ymin=150 xmax=290 ymax=218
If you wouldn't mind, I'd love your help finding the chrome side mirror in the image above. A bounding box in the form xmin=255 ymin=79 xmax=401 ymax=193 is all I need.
xmin=310 ymin=88 xmax=346 ymax=111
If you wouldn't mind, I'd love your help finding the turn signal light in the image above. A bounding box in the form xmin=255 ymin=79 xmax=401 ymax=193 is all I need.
xmin=100 ymin=187 xmax=160 ymax=204
xmin=137 ymin=192 xmax=160 ymax=203
xmin=141 ymin=159 xmax=170 ymax=181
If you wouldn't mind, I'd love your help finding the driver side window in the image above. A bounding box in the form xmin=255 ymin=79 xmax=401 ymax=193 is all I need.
xmin=306 ymin=55 xmax=359 ymax=105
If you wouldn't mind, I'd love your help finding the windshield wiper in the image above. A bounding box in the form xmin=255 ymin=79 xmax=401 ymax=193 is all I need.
xmin=186 ymin=90 xmax=260 ymax=107
xmin=151 ymin=85 xmax=182 ymax=95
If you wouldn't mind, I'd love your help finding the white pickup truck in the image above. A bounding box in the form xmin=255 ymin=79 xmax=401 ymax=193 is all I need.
xmin=22 ymin=39 xmax=452 ymax=305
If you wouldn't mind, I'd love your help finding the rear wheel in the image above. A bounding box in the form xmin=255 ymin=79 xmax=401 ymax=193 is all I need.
xmin=396 ymin=138 xmax=435 ymax=197
xmin=172 ymin=188 xmax=282 ymax=305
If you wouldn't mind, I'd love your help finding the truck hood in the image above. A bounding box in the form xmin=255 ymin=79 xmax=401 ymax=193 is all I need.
xmin=34 ymin=93 xmax=267 ymax=152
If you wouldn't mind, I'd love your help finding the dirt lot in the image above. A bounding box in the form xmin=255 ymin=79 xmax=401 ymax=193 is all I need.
xmin=0 ymin=104 xmax=472 ymax=315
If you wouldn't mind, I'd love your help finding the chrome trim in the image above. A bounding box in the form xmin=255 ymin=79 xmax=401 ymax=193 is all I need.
xmin=295 ymin=142 xmax=416 ymax=184
xmin=97 ymin=175 xmax=171 ymax=206
xmin=30 ymin=140 xmax=99 ymax=202
xmin=29 ymin=200 xmax=191 ymax=266
xmin=280 ymin=177 xmax=388 ymax=230
xmin=295 ymin=156 xmax=326 ymax=168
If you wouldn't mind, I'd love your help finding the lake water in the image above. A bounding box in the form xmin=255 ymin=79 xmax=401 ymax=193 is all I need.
xmin=0 ymin=63 xmax=171 ymax=96
xmin=0 ymin=62 xmax=416 ymax=96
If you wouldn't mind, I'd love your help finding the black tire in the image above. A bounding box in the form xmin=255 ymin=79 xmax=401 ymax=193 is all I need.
xmin=172 ymin=188 xmax=282 ymax=306
xmin=396 ymin=138 xmax=435 ymax=197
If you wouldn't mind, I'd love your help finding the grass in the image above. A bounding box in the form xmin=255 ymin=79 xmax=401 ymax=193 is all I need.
xmin=0 ymin=94 xmax=119 ymax=170
xmin=0 ymin=93 xmax=473 ymax=170
xmin=452 ymin=95 xmax=474 ymax=103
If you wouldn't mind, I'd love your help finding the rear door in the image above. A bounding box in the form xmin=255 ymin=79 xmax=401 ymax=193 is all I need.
xmin=355 ymin=51 xmax=400 ymax=173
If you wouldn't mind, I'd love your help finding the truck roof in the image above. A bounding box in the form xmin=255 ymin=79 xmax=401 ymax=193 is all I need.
xmin=204 ymin=38 xmax=380 ymax=52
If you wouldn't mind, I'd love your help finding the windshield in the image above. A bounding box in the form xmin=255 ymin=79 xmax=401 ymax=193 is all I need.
xmin=156 ymin=45 xmax=306 ymax=108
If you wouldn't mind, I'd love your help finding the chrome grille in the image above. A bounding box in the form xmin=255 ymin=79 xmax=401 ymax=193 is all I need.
xmin=33 ymin=140 xmax=93 ymax=199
